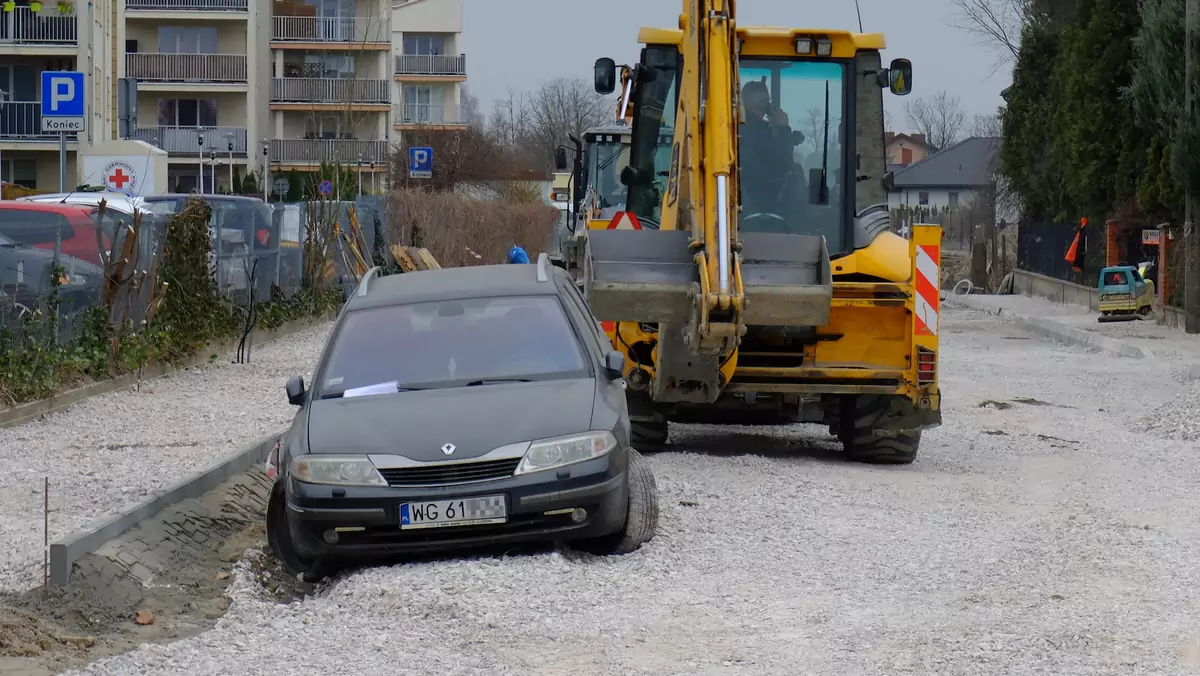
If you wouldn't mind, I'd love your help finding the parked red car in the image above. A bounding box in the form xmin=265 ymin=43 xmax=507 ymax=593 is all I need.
xmin=0 ymin=201 xmax=115 ymax=267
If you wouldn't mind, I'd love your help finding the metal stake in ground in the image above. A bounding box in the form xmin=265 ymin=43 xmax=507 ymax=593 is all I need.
xmin=43 ymin=477 xmax=50 ymax=599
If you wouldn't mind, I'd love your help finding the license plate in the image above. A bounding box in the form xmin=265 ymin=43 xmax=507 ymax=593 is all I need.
xmin=399 ymin=495 xmax=507 ymax=530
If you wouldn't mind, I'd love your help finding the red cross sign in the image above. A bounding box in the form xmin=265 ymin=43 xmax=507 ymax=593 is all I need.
xmin=108 ymin=168 xmax=130 ymax=189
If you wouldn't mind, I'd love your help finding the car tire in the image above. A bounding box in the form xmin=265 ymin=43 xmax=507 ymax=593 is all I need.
xmin=572 ymin=449 xmax=660 ymax=556
xmin=838 ymin=395 xmax=920 ymax=465
xmin=266 ymin=482 xmax=317 ymax=576
xmin=631 ymin=417 xmax=669 ymax=449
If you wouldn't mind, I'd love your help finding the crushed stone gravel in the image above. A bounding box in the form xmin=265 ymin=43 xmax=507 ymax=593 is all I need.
xmin=61 ymin=307 xmax=1200 ymax=675
xmin=1136 ymin=379 xmax=1200 ymax=442
xmin=0 ymin=322 xmax=332 ymax=593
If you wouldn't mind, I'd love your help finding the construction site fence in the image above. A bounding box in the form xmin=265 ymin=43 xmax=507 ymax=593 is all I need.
xmin=1016 ymin=220 xmax=1104 ymax=287
xmin=0 ymin=196 xmax=389 ymax=358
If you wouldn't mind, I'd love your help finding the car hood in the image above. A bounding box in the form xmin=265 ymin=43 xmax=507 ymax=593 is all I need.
xmin=305 ymin=378 xmax=597 ymax=461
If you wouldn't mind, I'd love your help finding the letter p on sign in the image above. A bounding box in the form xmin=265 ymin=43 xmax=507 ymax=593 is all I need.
xmin=52 ymin=77 xmax=74 ymax=110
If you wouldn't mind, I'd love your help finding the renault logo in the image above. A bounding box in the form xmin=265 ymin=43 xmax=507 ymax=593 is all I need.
xmin=441 ymin=443 xmax=456 ymax=456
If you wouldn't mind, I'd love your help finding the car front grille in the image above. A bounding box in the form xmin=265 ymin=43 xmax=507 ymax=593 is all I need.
xmin=377 ymin=458 xmax=521 ymax=487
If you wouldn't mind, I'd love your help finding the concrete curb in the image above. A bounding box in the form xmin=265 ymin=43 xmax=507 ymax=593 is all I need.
xmin=0 ymin=313 xmax=333 ymax=429
xmin=945 ymin=294 xmax=1148 ymax=359
xmin=48 ymin=429 xmax=287 ymax=587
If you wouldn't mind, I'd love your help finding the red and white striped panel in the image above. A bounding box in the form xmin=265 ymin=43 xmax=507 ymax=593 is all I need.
xmin=607 ymin=211 xmax=642 ymax=230
xmin=913 ymin=244 xmax=940 ymax=336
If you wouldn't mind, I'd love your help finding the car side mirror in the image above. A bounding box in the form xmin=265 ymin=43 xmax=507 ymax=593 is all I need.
xmin=882 ymin=171 xmax=896 ymax=192
xmin=603 ymin=350 xmax=625 ymax=380
xmin=285 ymin=375 xmax=306 ymax=406
xmin=554 ymin=147 xmax=569 ymax=172
xmin=594 ymin=57 xmax=617 ymax=95
xmin=888 ymin=58 xmax=912 ymax=96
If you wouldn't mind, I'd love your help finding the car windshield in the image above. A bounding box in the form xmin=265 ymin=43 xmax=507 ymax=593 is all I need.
xmin=316 ymin=295 xmax=590 ymax=398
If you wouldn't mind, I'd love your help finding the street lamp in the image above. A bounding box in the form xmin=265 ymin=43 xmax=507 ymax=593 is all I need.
xmin=357 ymin=154 xmax=362 ymax=198
xmin=261 ymin=140 xmax=270 ymax=202
xmin=207 ymin=146 xmax=219 ymax=193
xmin=369 ymin=160 xmax=376 ymax=195
xmin=197 ymin=132 xmax=206 ymax=194
xmin=224 ymin=131 xmax=236 ymax=193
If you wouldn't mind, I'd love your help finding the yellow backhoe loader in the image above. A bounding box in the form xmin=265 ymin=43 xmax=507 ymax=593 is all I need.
xmin=577 ymin=2 xmax=943 ymax=464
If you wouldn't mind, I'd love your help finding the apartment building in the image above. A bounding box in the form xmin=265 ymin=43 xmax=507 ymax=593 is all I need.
xmin=0 ymin=0 xmax=465 ymax=193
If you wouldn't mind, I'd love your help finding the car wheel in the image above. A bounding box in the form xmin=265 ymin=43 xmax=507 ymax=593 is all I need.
xmin=572 ymin=449 xmax=660 ymax=556
xmin=266 ymin=482 xmax=316 ymax=576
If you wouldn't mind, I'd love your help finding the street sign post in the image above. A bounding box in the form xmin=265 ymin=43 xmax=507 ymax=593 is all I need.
xmin=409 ymin=146 xmax=433 ymax=179
xmin=41 ymin=71 xmax=85 ymax=192
xmin=273 ymin=177 xmax=290 ymax=200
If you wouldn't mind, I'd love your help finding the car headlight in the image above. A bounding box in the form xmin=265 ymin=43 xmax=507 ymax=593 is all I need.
xmin=515 ymin=431 xmax=618 ymax=476
xmin=290 ymin=454 xmax=387 ymax=487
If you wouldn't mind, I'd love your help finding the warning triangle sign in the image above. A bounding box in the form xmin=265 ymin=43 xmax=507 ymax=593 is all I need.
xmin=607 ymin=211 xmax=642 ymax=230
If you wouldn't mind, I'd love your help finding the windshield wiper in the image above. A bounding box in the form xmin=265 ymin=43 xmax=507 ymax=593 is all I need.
xmin=466 ymin=378 xmax=532 ymax=386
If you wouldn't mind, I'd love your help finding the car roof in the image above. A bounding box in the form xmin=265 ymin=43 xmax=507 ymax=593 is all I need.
xmin=142 ymin=193 xmax=264 ymax=203
xmin=17 ymin=192 xmax=150 ymax=213
xmin=0 ymin=201 xmax=96 ymax=215
xmin=346 ymin=257 xmax=571 ymax=311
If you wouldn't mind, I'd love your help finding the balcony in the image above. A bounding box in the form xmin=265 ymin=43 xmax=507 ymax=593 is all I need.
xmin=271 ymin=16 xmax=387 ymax=45
xmin=270 ymin=138 xmax=388 ymax=165
xmin=129 ymin=126 xmax=247 ymax=155
xmin=271 ymin=78 xmax=390 ymax=105
xmin=125 ymin=53 xmax=248 ymax=83
xmin=126 ymin=0 xmax=247 ymax=10
xmin=0 ymin=102 xmax=78 ymax=141
xmin=394 ymin=54 xmax=466 ymax=77
xmin=0 ymin=7 xmax=76 ymax=46
xmin=395 ymin=103 xmax=464 ymax=127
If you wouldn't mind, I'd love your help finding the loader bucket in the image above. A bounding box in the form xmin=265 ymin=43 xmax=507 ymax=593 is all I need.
xmin=585 ymin=229 xmax=694 ymax=323
xmin=583 ymin=229 xmax=833 ymax=327
xmin=739 ymin=232 xmax=833 ymax=326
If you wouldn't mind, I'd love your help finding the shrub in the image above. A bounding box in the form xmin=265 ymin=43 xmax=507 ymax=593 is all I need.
xmin=385 ymin=188 xmax=559 ymax=267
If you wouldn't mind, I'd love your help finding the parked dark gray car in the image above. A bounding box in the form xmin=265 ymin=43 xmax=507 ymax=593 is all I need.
xmin=266 ymin=254 xmax=659 ymax=580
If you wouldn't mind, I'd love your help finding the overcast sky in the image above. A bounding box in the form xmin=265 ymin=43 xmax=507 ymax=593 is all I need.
xmin=461 ymin=0 xmax=1010 ymax=132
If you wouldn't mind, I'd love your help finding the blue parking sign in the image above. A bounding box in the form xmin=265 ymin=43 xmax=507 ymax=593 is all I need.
xmin=40 ymin=71 xmax=85 ymax=133
xmin=409 ymin=146 xmax=433 ymax=179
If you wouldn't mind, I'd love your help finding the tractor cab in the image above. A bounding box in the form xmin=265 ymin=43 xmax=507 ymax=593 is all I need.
xmin=1097 ymin=265 xmax=1154 ymax=322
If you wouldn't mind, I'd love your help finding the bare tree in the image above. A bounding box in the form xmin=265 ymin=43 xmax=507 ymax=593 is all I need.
xmin=520 ymin=77 xmax=613 ymax=166
xmin=948 ymin=0 xmax=1024 ymax=65
xmin=971 ymin=112 xmax=1003 ymax=137
xmin=905 ymin=92 xmax=966 ymax=150
xmin=461 ymin=86 xmax=483 ymax=131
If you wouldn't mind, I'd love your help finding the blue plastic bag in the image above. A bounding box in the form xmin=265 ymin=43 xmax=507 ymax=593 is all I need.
xmin=508 ymin=246 xmax=530 ymax=264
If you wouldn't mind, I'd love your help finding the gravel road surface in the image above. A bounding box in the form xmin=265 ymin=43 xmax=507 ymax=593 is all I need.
xmin=63 ymin=306 xmax=1200 ymax=675
xmin=0 ymin=322 xmax=332 ymax=593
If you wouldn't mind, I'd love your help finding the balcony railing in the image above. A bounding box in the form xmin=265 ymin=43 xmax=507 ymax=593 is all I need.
xmin=129 ymin=126 xmax=247 ymax=155
xmin=127 ymin=0 xmax=248 ymax=10
xmin=396 ymin=103 xmax=464 ymax=126
xmin=270 ymin=138 xmax=388 ymax=164
xmin=0 ymin=102 xmax=78 ymax=140
xmin=271 ymin=78 xmax=390 ymax=104
xmin=271 ymin=16 xmax=387 ymax=43
xmin=394 ymin=54 xmax=466 ymax=76
xmin=125 ymin=53 xmax=248 ymax=83
xmin=0 ymin=7 xmax=76 ymax=45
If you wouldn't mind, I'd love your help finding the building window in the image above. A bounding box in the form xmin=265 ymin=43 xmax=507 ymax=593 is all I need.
xmin=918 ymin=191 xmax=929 ymax=206
xmin=3 ymin=158 xmax=38 ymax=189
xmin=158 ymin=98 xmax=218 ymax=127
xmin=900 ymin=147 xmax=912 ymax=165
xmin=158 ymin=26 xmax=219 ymax=54
xmin=948 ymin=191 xmax=959 ymax=207
xmin=403 ymin=34 xmax=446 ymax=55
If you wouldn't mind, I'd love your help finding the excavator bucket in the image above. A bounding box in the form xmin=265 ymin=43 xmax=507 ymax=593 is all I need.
xmin=583 ymin=228 xmax=833 ymax=327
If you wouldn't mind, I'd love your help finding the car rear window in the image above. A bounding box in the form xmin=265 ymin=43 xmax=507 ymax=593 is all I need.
xmin=317 ymin=295 xmax=590 ymax=397
xmin=0 ymin=209 xmax=75 ymax=244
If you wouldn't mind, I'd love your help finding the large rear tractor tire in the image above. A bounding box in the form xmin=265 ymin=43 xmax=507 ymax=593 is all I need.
xmin=631 ymin=415 xmax=669 ymax=450
xmin=572 ymin=449 xmax=659 ymax=555
xmin=837 ymin=395 xmax=921 ymax=465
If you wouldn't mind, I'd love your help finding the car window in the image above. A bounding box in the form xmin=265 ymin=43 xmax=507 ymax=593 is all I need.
xmin=317 ymin=295 xmax=591 ymax=397
xmin=0 ymin=210 xmax=76 ymax=244
xmin=143 ymin=200 xmax=180 ymax=216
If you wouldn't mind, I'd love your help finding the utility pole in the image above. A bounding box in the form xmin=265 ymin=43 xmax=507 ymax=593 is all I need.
xmin=1187 ymin=0 xmax=1199 ymax=333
